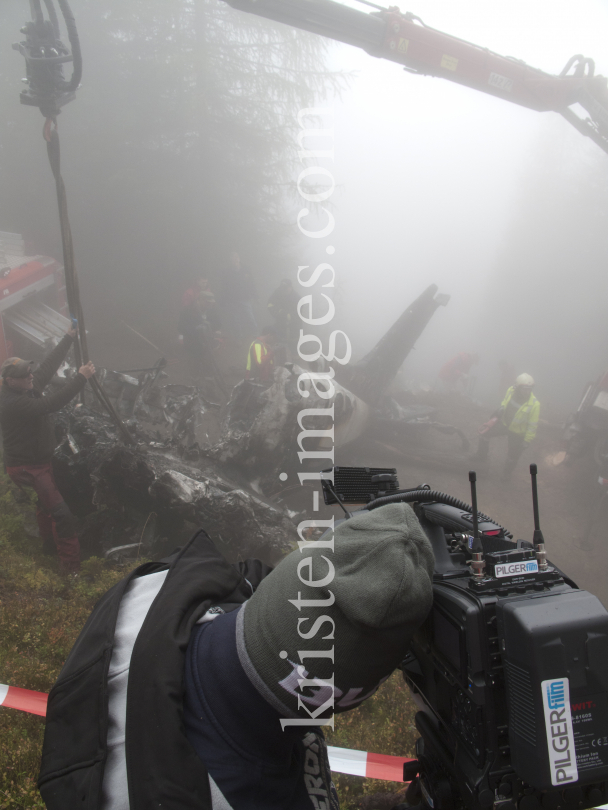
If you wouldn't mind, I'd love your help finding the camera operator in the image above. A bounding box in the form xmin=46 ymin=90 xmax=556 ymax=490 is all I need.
xmin=38 ymin=503 xmax=434 ymax=809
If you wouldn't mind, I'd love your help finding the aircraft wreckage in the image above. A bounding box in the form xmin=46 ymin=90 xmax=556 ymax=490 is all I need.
xmin=50 ymin=284 xmax=462 ymax=561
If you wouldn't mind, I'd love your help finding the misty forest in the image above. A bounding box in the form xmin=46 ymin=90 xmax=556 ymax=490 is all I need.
xmin=1 ymin=0 xmax=608 ymax=808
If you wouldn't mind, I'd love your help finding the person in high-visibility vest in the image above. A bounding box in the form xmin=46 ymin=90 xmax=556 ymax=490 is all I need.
xmin=471 ymin=373 xmax=540 ymax=480
xmin=245 ymin=328 xmax=277 ymax=383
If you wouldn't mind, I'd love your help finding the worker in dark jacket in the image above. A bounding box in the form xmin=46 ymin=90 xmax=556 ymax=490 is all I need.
xmin=0 ymin=329 xmax=95 ymax=573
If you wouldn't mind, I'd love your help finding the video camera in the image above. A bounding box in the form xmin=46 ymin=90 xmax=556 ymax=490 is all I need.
xmin=322 ymin=465 xmax=608 ymax=810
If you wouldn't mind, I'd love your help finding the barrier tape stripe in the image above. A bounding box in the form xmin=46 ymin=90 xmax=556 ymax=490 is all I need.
xmin=0 ymin=683 xmax=49 ymax=718
xmin=1 ymin=684 xmax=412 ymax=781
xmin=327 ymin=745 xmax=412 ymax=781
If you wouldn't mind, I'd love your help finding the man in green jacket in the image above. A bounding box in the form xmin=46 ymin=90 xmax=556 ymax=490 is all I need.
xmin=0 ymin=329 xmax=95 ymax=573
xmin=472 ymin=373 xmax=540 ymax=480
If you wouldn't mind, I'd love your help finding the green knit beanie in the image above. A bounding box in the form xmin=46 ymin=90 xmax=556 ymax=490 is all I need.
xmin=236 ymin=502 xmax=434 ymax=721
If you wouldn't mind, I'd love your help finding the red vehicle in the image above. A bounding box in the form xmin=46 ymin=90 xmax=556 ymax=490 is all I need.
xmin=0 ymin=231 xmax=71 ymax=365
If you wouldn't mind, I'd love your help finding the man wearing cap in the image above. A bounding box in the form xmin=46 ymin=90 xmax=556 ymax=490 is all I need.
xmin=471 ymin=372 xmax=540 ymax=480
xmin=38 ymin=501 xmax=434 ymax=808
xmin=0 ymin=329 xmax=95 ymax=573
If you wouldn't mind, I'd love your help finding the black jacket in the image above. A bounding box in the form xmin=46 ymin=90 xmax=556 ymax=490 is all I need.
xmin=0 ymin=335 xmax=85 ymax=466
xmin=38 ymin=531 xmax=272 ymax=810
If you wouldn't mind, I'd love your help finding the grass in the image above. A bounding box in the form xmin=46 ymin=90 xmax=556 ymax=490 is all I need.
xmin=0 ymin=471 xmax=134 ymax=809
xmin=325 ymin=672 xmax=418 ymax=809
xmin=0 ymin=470 xmax=418 ymax=810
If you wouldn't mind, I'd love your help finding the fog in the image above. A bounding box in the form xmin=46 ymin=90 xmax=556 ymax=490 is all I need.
xmin=1 ymin=0 xmax=607 ymax=417
xmin=324 ymin=0 xmax=608 ymax=413
xmin=3 ymin=7 xmax=608 ymax=803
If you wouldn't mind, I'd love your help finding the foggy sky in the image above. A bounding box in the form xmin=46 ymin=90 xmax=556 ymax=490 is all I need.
xmin=1 ymin=0 xmax=608 ymax=417
xmin=311 ymin=0 xmax=608 ymax=414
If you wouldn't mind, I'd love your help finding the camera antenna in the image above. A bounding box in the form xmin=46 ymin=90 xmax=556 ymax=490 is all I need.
xmin=529 ymin=464 xmax=548 ymax=570
xmin=468 ymin=471 xmax=486 ymax=579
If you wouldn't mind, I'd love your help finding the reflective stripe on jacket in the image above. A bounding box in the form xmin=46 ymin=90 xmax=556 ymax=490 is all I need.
xmin=500 ymin=386 xmax=540 ymax=443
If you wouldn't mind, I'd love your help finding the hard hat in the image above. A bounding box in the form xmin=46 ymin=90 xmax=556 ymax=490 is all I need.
xmin=515 ymin=373 xmax=534 ymax=387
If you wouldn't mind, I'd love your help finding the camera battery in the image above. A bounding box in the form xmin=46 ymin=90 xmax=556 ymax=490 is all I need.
xmin=497 ymin=589 xmax=608 ymax=791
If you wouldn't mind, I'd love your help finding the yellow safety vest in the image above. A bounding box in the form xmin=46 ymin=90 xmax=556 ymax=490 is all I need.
xmin=246 ymin=340 xmax=273 ymax=380
xmin=499 ymin=387 xmax=540 ymax=444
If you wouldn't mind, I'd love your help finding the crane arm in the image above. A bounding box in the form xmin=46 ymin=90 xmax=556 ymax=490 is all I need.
xmin=223 ymin=0 xmax=608 ymax=155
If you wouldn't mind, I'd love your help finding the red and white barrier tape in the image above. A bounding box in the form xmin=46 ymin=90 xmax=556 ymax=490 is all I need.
xmin=1 ymin=684 xmax=411 ymax=781
xmin=327 ymin=745 xmax=411 ymax=781
xmin=0 ymin=683 xmax=48 ymax=717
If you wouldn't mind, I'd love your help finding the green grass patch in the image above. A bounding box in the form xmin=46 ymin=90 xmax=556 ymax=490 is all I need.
xmin=0 ymin=470 xmax=134 ymax=809
xmin=325 ymin=671 xmax=418 ymax=809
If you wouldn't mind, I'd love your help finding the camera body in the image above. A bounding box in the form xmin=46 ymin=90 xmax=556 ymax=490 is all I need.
xmin=323 ymin=467 xmax=608 ymax=810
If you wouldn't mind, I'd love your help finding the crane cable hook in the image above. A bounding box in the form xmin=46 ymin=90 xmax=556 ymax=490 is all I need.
xmin=14 ymin=0 xmax=135 ymax=445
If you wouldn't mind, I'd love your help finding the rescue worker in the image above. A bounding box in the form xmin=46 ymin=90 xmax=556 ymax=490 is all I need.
xmin=0 ymin=329 xmax=95 ymax=573
xmin=181 ymin=277 xmax=211 ymax=311
xmin=267 ymin=278 xmax=298 ymax=341
xmin=472 ymin=372 xmax=540 ymax=480
xmin=39 ymin=503 xmax=435 ymax=810
xmin=245 ymin=327 xmax=277 ymax=383
xmin=438 ymin=351 xmax=479 ymax=393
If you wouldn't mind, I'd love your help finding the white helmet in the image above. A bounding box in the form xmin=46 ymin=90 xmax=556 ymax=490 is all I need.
xmin=515 ymin=373 xmax=534 ymax=387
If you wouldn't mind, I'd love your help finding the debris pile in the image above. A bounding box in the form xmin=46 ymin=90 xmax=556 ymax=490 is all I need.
xmin=52 ymin=376 xmax=298 ymax=562
xmin=47 ymin=284 xmax=464 ymax=561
